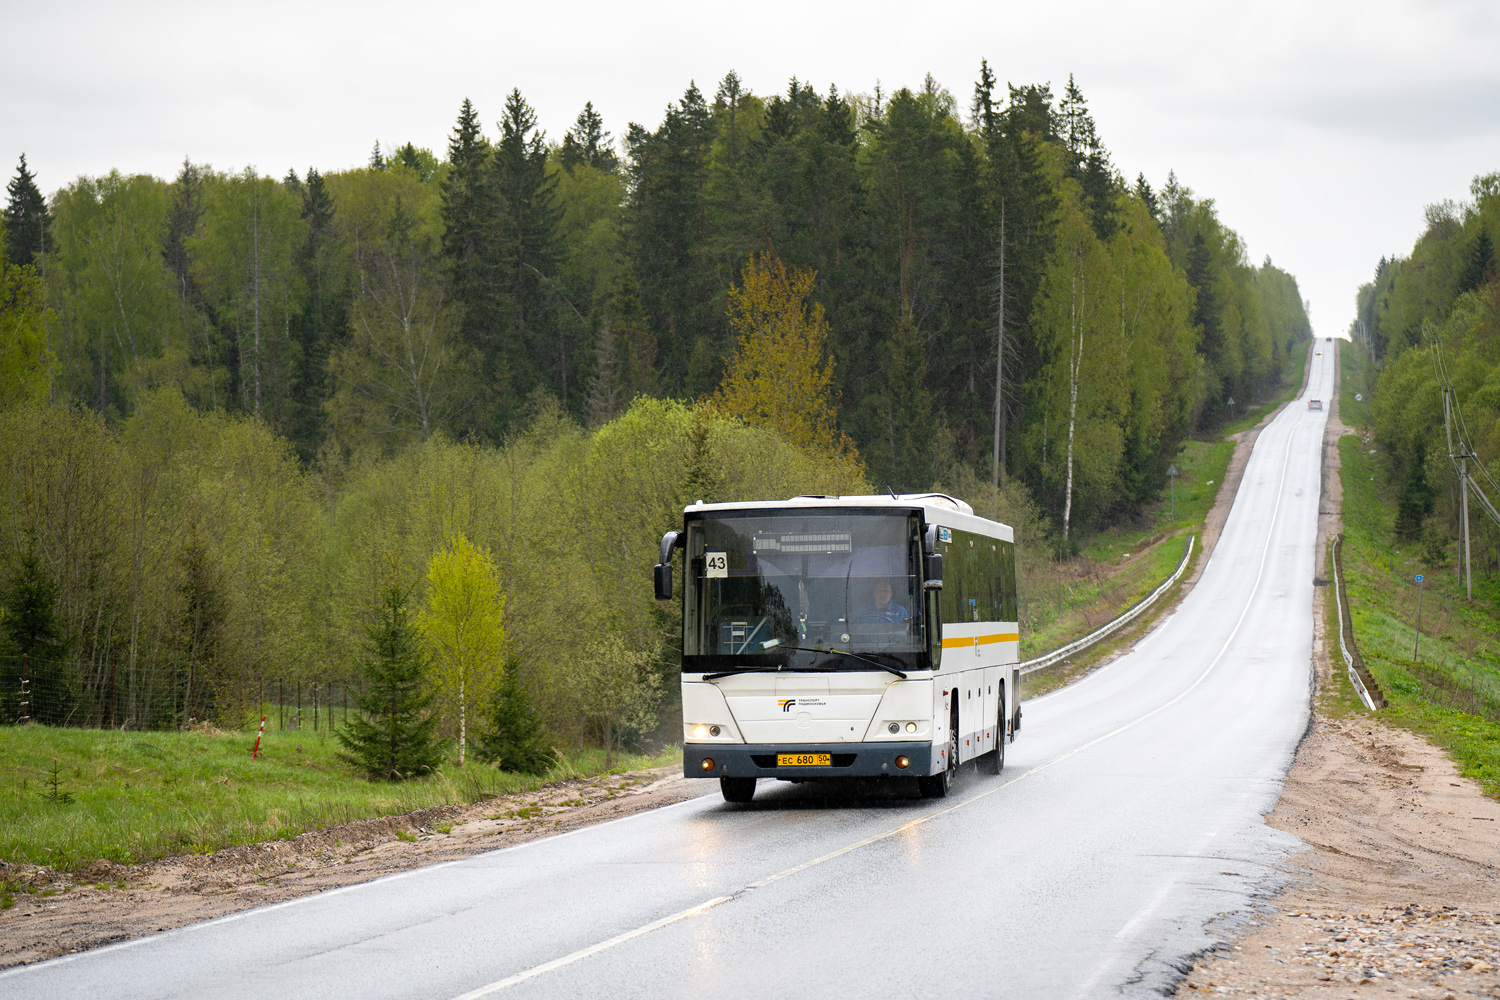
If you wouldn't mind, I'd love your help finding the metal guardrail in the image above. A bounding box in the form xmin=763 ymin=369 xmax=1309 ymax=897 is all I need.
xmin=1331 ymin=533 xmax=1382 ymax=711
xmin=1020 ymin=534 xmax=1195 ymax=675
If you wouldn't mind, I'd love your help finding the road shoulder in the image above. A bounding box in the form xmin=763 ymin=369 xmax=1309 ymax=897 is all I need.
xmin=0 ymin=765 xmax=708 ymax=969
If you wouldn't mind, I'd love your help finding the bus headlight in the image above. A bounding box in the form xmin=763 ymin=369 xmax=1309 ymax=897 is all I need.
xmin=888 ymin=722 xmax=900 ymax=734
xmin=905 ymin=722 xmax=917 ymax=734
xmin=692 ymin=724 xmax=707 ymax=737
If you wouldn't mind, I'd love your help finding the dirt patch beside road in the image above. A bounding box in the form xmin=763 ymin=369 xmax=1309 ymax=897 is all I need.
xmin=0 ymin=765 xmax=707 ymax=970
xmin=1173 ymin=715 xmax=1500 ymax=998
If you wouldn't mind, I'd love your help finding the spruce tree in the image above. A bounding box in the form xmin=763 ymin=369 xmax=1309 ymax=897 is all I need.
xmin=441 ymin=99 xmax=500 ymax=436
xmin=490 ymin=88 xmax=562 ymax=423
xmin=284 ymin=167 xmax=340 ymax=461
xmin=337 ymin=585 xmax=444 ymax=781
xmin=4 ymin=154 xmax=51 ymax=271
xmin=164 ymin=158 xmax=205 ymax=301
xmin=473 ymin=660 xmax=556 ymax=774
xmin=1134 ymin=173 xmax=1159 ymax=220
xmin=1457 ymin=229 xmax=1495 ymax=294
xmin=560 ymin=102 xmax=617 ymax=173
xmin=0 ymin=552 xmax=63 ymax=658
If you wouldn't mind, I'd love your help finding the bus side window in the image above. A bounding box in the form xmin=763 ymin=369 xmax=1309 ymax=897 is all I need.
xmin=1000 ymin=541 xmax=1017 ymax=621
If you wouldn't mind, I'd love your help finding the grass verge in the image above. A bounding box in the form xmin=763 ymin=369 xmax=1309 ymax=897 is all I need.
xmin=0 ymin=725 xmax=680 ymax=870
xmin=1337 ymin=345 xmax=1500 ymax=798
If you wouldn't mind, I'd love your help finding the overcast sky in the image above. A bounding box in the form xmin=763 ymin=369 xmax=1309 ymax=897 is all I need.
xmin=5 ymin=0 xmax=1499 ymax=340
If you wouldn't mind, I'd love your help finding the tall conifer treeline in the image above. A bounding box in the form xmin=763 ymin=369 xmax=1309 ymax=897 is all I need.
xmin=5 ymin=66 xmax=1310 ymax=537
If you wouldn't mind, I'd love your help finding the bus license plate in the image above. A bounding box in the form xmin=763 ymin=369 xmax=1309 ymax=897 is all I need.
xmin=777 ymin=753 xmax=830 ymax=766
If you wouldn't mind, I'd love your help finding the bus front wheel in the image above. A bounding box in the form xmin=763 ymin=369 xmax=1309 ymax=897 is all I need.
xmin=720 ymin=777 xmax=756 ymax=803
xmin=917 ymin=729 xmax=957 ymax=798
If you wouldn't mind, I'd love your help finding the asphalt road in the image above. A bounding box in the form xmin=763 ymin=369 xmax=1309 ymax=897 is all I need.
xmin=3 ymin=350 xmax=1334 ymax=999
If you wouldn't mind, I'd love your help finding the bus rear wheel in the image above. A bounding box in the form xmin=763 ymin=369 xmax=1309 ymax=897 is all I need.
xmin=720 ymin=777 xmax=756 ymax=803
xmin=989 ymin=690 xmax=1006 ymax=774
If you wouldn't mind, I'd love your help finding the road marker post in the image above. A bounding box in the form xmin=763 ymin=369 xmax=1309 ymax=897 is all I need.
xmin=252 ymin=715 xmax=267 ymax=759
xmin=1412 ymin=574 xmax=1425 ymax=659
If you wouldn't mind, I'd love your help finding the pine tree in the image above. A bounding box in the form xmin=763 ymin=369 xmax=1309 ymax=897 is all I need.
xmin=337 ymin=584 xmax=444 ymax=781
xmin=368 ymin=141 xmax=386 ymax=171
xmin=473 ymin=660 xmax=557 ymax=774
xmin=4 ymin=154 xmax=51 ymax=271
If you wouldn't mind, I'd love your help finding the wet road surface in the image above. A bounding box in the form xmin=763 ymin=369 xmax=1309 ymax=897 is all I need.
xmin=2 ymin=352 xmax=1334 ymax=999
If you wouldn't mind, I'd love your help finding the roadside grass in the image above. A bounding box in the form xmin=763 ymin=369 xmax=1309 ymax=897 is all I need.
xmin=0 ymin=725 xmax=680 ymax=871
xmin=1337 ymin=346 xmax=1500 ymax=798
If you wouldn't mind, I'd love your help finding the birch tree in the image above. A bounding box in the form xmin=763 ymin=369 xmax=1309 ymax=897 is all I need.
xmin=418 ymin=530 xmax=505 ymax=765
xmin=325 ymin=166 xmax=476 ymax=455
xmin=191 ymin=169 xmax=305 ymax=421
xmin=1032 ymin=207 xmax=1128 ymax=541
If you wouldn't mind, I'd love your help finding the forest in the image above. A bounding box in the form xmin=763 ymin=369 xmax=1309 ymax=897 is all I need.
xmin=1354 ymin=170 xmax=1500 ymax=573
xmin=0 ymin=66 xmax=1311 ymax=751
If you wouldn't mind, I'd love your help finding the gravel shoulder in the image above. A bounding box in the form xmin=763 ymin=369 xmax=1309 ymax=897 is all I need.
xmin=0 ymin=765 xmax=709 ymax=969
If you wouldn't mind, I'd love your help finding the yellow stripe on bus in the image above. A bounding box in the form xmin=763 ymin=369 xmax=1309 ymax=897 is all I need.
xmin=940 ymin=632 xmax=1020 ymax=649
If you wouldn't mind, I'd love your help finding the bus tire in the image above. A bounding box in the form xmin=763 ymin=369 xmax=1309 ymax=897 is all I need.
xmin=918 ymin=728 xmax=957 ymax=798
xmin=720 ymin=777 xmax=756 ymax=803
xmin=989 ymin=702 xmax=1006 ymax=774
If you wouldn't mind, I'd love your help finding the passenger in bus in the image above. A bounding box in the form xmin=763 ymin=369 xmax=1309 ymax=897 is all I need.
xmin=852 ymin=578 xmax=909 ymax=623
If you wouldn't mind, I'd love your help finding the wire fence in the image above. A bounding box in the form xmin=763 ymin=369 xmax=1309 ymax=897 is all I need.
xmin=1 ymin=654 xmax=357 ymax=732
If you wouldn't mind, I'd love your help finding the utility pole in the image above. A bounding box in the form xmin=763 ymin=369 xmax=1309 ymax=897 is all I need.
xmin=992 ymin=199 xmax=1006 ymax=490
xmin=1461 ymin=455 xmax=1472 ymax=599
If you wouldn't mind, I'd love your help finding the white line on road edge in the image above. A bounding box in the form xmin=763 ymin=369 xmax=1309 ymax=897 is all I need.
xmin=0 ymin=859 xmax=466 ymax=982
xmin=452 ymin=418 xmax=1305 ymax=999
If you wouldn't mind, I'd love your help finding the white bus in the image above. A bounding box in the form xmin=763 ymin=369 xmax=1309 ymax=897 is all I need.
xmin=654 ymin=493 xmax=1021 ymax=802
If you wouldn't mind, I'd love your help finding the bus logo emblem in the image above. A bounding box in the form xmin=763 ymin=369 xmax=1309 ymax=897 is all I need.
xmin=778 ymin=699 xmax=796 ymax=712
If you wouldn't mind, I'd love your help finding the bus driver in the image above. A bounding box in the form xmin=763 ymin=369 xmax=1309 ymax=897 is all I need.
xmin=852 ymin=578 xmax=909 ymax=624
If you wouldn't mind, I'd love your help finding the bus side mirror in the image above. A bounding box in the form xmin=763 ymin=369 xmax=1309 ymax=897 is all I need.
xmin=654 ymin=530 xmax=684 ymax=601
xmin=922 ymin=524 xmax=943 ymax=590
xmin=923 ymin=552 xmax=944 ymax=591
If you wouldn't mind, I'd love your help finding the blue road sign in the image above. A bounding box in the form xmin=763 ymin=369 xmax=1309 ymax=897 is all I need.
xmin=1415 ymin=575 xmax=1424 ymax=582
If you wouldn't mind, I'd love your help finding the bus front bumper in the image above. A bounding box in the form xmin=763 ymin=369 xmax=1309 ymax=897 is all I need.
xmin=684 ymin=741 xmax=938 ymax=779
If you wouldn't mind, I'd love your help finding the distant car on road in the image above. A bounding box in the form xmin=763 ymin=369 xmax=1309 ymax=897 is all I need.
xmin=1316 ymin=351 xmax=1323 ymax=355
xmin=1308 ymin=399 xmax=1323 ymax=410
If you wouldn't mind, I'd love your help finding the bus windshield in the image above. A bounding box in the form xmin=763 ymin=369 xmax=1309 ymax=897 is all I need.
xmin=682 ymin=510 xmax=925 ymax=669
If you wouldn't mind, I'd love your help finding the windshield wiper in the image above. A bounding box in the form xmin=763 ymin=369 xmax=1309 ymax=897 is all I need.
xmin=701 ymin=648 xmax=909 ymax=680
xmin=700 ymin=663 xmax=840 ymax=681
xmin=780 ymin=646 xmax=908 ymax=678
